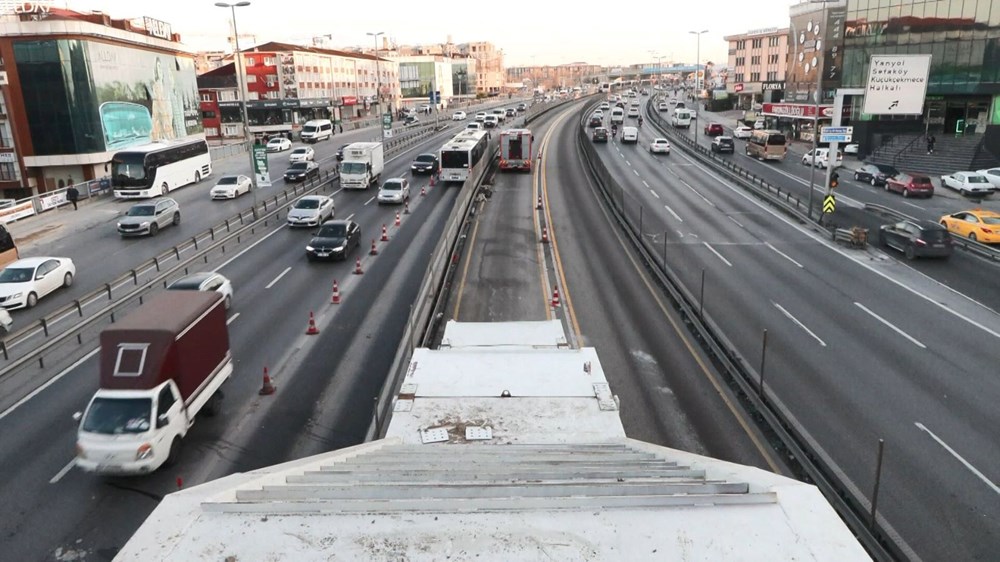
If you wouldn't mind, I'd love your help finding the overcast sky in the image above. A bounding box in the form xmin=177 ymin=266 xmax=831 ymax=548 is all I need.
xmin=67 ymin=0 xmax=800 ymax=66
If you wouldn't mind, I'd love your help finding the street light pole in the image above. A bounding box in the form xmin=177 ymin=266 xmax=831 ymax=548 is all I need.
xmin=806 ymin=0 xmax=828 ymax=221
xmin=367 ymin=31 xmax=385 ymax=143
xmin=689 ymin=29 xmax=708 ymax=146
xmin=215 ymin=1 xmax=258 ymax=216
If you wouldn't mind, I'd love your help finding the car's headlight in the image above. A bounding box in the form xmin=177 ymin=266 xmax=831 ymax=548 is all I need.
xmin=335 ymin=244 xmax=346 ymax=251
xmin=8 ymin=292 xmax=22 ymax=300
xmin=306 ymin=245 xmax=315 ymax=252
xmin=140 ymin=221 xmax=150 ymax=227
xmin=136 ymin=443 xmax=154 ymax=461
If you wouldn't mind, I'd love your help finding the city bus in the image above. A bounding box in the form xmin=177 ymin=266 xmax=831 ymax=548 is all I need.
xmin=439 ymin=129 xmax=490 ymax=183
xmin=499 ymin=129 xmax=534 ymax=172
xmin=745 ymin=129 xmax=788 ymax=162
xmin=111 ymin=138 xmax=212 ymax=199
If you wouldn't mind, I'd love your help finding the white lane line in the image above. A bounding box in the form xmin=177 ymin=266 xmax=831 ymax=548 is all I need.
xmin=900 ymin=200 xmax=923 ymax=210
xmin=728 ymin=215 xmax=745 ymax=228
xmin=915 ymin=422 xmax=1000 ymax=495
xmin=0 ymin=347 xmax=100 ymax=422
xmin=773 ymin=302 xmax=827 ymax=346
xmin=765 ymin=242 xmax=804 ymax=268
xmin=50 ymin=460 xmax=76 ymax=484
xmin=346 ymin=213 xmax=356 ymax=221
xmin=642 ymin=180 xmax=650 ymax=188
xmin=634 ymin=169 xmax=640 ymax=176
xmin=226 ymin=312 xmax=241 ymax=325
xmin=364 ymin=195 xmax=376 ymax=206
xmin=703 ymin=242 xmax=733 ymax=267
xmin=626 ymin=159 xmax=632 ymax=166
xmin=664 ymin=204 xmax=683 ymax=222
xmin=679 ymin=178 xmax=715 ymax=206
xmin=265 ymin=266 xmax=292 ymax=289
xmin=854 ymin=302 xmax=926 ymax=348
xmin=214 ymin=223 xmax=288 ymax=272
xmin=649 ymin=189 xmax=660 ymax=199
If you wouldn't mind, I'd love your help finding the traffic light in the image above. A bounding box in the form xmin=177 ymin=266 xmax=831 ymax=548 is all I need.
xmin=829 ymin=172 xmax=839 ymax=189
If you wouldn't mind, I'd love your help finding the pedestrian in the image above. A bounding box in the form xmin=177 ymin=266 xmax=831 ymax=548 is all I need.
xmin=926 ymin=134 xmax=936 ymax=154
xmin=338 ymin=123 xmax=343 ymax=134
xmin=67 ymin=185 xmax=79 ymax=210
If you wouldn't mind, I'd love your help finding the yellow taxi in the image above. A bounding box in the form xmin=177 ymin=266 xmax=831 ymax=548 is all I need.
xmin=939 ymin=209 xmax=1000 ymax=243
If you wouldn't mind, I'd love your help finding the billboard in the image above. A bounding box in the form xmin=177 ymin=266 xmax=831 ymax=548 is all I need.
xmin=862 ymin=55 xmax=932 ymax=115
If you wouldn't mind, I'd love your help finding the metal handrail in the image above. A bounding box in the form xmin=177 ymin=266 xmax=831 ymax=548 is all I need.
xmin=890 ymin=134 xmax=922 ymax=168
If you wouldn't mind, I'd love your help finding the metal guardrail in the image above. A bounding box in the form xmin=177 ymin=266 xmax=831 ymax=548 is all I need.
xmin=865 ymin=202 xmax=1000 ymax=262
xmin=578 ymin=101 xmax=903 ymax=561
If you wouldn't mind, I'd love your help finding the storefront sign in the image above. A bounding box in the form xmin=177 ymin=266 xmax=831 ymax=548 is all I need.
xmin=761 ymin=81 xmax=785 ymax=91
xmin=863 ymin=54 xmax=931 ymax=115
xmin=342 ymin=95 xmax=357 ymax=106
xmin=143 ymin=16 xmax=172 ymax=40
xmin=0 ymin=152 xmax=16 ymax=163
xmin=734 ymin=83 xmax=744 ymax=93
xmin=1 ymin=1 xmax=53 ymax=15
xmin=763 ymin=103 xmax=834 ymax=118
xmin=0 ymin=201 xmax=35 ymax=223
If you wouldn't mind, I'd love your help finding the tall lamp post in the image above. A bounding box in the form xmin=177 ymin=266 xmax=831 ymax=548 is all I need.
xmin=215 ymin=1 xmax=258 ymax=216
xmin=804 ymin=0 xmax=828 ymax=222
xmin=367 ymin=31 xmax=385 ymax=142
xmin=689 ymin=29 xmax=708 ymax=145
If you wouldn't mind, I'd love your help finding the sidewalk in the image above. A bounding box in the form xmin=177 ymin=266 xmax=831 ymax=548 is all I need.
xmin=6 ymin=193 xmax=122 ymax=254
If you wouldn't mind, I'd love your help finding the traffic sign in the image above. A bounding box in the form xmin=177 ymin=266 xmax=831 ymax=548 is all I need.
xmin=382 ymin=112 xmax=392 ymax=130
xmin=821 ymin=126 xmax=853 ymax=135
xmin=822 ymin=195 xmax=836 ymax=214
xmin=820 ymin=134 xmax=852 ymax=143
xmin=384 ymin=129 xmax=393 ymax=138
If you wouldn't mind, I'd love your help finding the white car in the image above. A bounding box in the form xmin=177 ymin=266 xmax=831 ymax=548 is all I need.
xmin=466 ymin=122 xmax=484 ymax=131
xmin=266 ymin=137 xmax=292 ymax=152
xmin=0 ymin=257 xmax=76 ymax=310
xmin=689 ymin=109 xmax=698 ymax=119
xmin=753 ymin=119 xmax=766 ymax=129
xmin=286 ymin=195 xmax=335 ymax=227
xmin=649 ymin=138 xmax=671 ymax=154
xmin=657 ymin=102 xmax=670 ymax=112
xmin=377 ymin=177 xmax=410 ymax=205
xmin=941 ymin=172 xmax=994 ymax=196
xmin=627 ymin=107 xmax=640 ymax=118
xmin=167 ymin=272 xmax=234 ymax=310
xmin=599 ymin=102 xmax=610 ymax=110
xmin=801 ymin=148 xmax=842 ymax=169
xmin=491 ymin=109 xmax=506 ymax=122
xmin=621 ymin=126 xmax=639 ymax=144
xmin=452 ymin=111 xmax=467 ymax=121
xmin=844 ymin=143 xmax=859 ymax=156
xmin=210 ymin=175 xmax=252 ymax=200
xmin=975 ymin=168 xmax=1000 ymax=189
xmin=475 ymin=112 xmax=487 ymax=122
xmin=289 ymin=147 xmax=315 ymax=163
xmin=594 ymin=110 xmax=604 ymax=118
xmin=732 ymin=126 xmax=753 ymax=139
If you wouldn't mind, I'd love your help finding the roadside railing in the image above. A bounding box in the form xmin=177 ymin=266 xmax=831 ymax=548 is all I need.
xmin=865 ymin=203 xmax=1000 ymax=262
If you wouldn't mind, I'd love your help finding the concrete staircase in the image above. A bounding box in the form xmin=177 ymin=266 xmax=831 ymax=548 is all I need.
xmin=868 ymin=132 xmax=997 ymax=176
xmin=221 ymin=442 xmax=774 ymax=513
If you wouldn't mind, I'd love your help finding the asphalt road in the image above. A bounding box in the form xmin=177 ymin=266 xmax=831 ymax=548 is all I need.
xmin=593 ymin=99 xmax=1000 ymax=561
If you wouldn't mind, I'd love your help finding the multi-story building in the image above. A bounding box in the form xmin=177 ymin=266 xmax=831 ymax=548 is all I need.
xmin=0 ymin=7 xmax=201 ymax=197
xmin=724 ymin=27 xmax=789 ymax=108
xmin=193 ymin=51 xmax=229 ymax=75
xmin=456 ymin=42 xmax=504 ymax=95
xmin=451 ymin=57 xmax=477 ymax=101
xmin=394 ymin=55 xmax=454 ymax=109
xmin=198 ymin=42 xmax=399 ymax=143
xmin=506 ymin=63 xmax=603 ymax=92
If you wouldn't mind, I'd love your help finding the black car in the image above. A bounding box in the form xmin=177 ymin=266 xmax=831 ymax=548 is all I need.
xmin=711 ymin=136 xmax=735 ymax=154
xmin=410 ymin=153 xmax=439 ymax=174
xmin=588 ymin=115 xmax=602 ymax=127
xmin=505 ymin=108 xmax=515 ymax=117
xmin=592 ymin=127 xmax=609 ymax=143
xmin=854 ymin=163 xmax=899 ymax=187
xmin=336 ymin=144 xmax=350 ymax=161
xmin=284 ymin=161 xmax=319 ymax=182
xmin=879 ymin=219 xmax=953 ymax=260
xmin=306 ymin=220 xmax=361 ymax=261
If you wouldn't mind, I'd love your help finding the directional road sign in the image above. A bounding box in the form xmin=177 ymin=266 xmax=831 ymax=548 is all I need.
xmin=822 ymin=195 xmax=836 ymax=214
xmin=820 ymin=126 xmax=853 ymax=144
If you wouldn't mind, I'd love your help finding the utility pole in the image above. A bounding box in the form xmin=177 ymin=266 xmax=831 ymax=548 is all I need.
xmin=689 ymin=29 xmax=708 ymax=146
xmin=367 ymin=31 xmax=385 ymax=143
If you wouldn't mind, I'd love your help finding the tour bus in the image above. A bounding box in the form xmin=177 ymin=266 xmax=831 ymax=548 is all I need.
xmin=439 ymin=129 xmax=490 ymax=183
xmin=745 ymin=129 xmax=788 ymax=162
xmin=111 ymin=138 xmax=212 ymax=199
xmin=499 ymin=129 xmax=534 ymax=172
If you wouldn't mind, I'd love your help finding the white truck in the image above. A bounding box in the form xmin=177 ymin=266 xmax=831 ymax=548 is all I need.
xmin=74 ymin=292 xmax=233 ymax=475
xmin=340 ymin=142 xmax=384 ymax=189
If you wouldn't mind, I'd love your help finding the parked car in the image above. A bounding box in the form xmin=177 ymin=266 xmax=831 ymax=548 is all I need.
xmin=592 ymin=127 xmax=609 ymax=143
xmin=289 ymin=147 xmax=315 ymax=163
xmin=732 ymin=126 xmax=753 ymax=139
xmin=377 ymin=177 xmax=410 ymax=205
xmin=711 ymin=136 xmax=735 ymax=154
xmin=704 ymin=123 xmax=724 ymax=136
xmin=167 ymin=272 xmax=234 ymax=310
xmin=975 ymin=167 xmax=1000 ymax=189
xmin=266 ymin=137 xmax=292 ymax=152
xmin=117 ymin=198 xmax=180 ymax=236
xmin=879 ymin=219 xmax=952 ymax=260
xmin=844 ymin=143 xmax=859 ymax=156
xmin=941 ymin=172 xmax=994 ymax=196
xmin=0 ymin=257 xmax=76 ymax=309
xmin=210 ymin=175 xmax=252 ymax=200
xmin=306 ymin=220 xmax=361 ymax=261
xmin=287 ymin=195 xmax=334 ymax=228
xmin=649 ymin=138 xmax=671 ymax=154
xmin=854 ymin=163 xmax=899 ymax=187
xmin=452 ymin=111 xmax=467 ymax=121
xmin=410 ymin=153 xmax=439 ymax=174
xmin=939 ymin=209 xmax=1000 ymax=244
xmin=884 ymin=172 xmax=934 ymax=198
xmin=284 ymin=161 xmax=320 ymax=182
xmin=801 ymin=148 xmax=842 ymax=169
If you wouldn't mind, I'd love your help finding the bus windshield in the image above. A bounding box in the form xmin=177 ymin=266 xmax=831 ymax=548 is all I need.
xmin=111 ymin=153 xmax=148 ymax=187
xmin=441 ymin=151 xmax=469 ymax=169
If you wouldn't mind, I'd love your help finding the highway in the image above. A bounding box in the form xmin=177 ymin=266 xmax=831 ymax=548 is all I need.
xmin=594 ymin=95 xmax=1000 ymax=561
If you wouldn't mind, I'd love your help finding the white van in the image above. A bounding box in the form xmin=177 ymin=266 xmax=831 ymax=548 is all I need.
xmin=300 ymin=119 xmax=333 ymax=143
xmin=671 ymin=109 xmax=692 ymax=129
xmin=610 ymin=107 xmax=625 ymax=125
xmin=621 ymin=126 xmax=639 ymax=144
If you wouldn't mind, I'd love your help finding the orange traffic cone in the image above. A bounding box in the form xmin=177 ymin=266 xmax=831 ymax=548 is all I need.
xmin=551 ymin=286 xmax=561 ymax=308
xmin=381 ymin=224 xmax=389 ymax=241
xmin=259 ymin=367 xmax=276 ymax=395
xmin=354 ymin=257 xmax=364 ymax=275
xmin=420 ymin=186 xmax=427 ymax=197
xmin=395 ymin=211 xmax=401 ymax=227
xmin=541 ymin=226 xmax=549 ymax=244
xmin=331 ymin=280 xmax=341 ymax=304
xmin=370 ymin=239 xmax=379 ymax=255
xmin=306 ymin=311 xmax=320 ymax=335
xmin=536 ymin=195 xmax=543 ymax=210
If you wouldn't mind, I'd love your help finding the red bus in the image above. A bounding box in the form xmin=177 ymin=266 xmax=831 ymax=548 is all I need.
xmin=499 ymin=129 xmax=534 ymax=172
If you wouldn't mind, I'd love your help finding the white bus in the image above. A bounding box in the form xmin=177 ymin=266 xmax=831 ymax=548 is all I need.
xmin=499 ymin=129 xmax=533 ymax=172
xmin=439 ymin=129 xmax=490 ymax=183
xmin=111 ymin=138 xmax=212 ymax=199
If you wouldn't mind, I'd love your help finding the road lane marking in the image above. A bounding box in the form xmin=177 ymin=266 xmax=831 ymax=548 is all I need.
xmin=364 ymin=195 xmax=376 ymax=205
xmin=0 ymin=347 xmax=100 ymax=423
xmin=215 ymin=223 xmax=288 ymax=272
xmin=642 ymin=180 xmax=650 ymax=188
xmin=626 ymin=160 xmax=632 ymax=166
xmin=773 ymin=302 xmax=826 ymax=346
xmin=703 ymin=242 xmax=732 ymax=267
xmin=649 ymin=189 xmax=660 ymax=199
xmin=664 ymin=204 xmax=683 ymax=222
xmin=765 ymin=242 xmax=804 ymax=268
xmin=915 ymin=422 xmax=1000 ymax=495
xmin=633 ymin=169 xmax=640 ymax=176
xmin=265 ymin=266 xmax=292 ymax=289
xmin=854 ymin=302 xmax=926 ymax=348
xmin=226 ymin=312 xmax=240 ymax=325
xmin=50 ymin=460 xmax=76 ymax=484
xmin=728 ymin=216 xmax=744 ymax=228
xmin=679 ymin=178 xmax=715 ymax=206
xmin=900 ymin=200 xmax=922 ymax=210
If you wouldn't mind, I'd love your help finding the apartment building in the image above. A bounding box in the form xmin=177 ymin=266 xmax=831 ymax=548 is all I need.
xmin=455 ymin=42 xmax=504 ymax=95
xmin=724 ymin=27 xmax=789 ymax=108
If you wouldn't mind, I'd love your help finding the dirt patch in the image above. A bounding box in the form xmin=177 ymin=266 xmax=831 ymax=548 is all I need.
xmin=14 ymin=223 xmax=63 ymax=245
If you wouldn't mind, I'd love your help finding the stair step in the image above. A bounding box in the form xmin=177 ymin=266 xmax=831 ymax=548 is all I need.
xmin=289 ymin=467 xmax=707 ymax=483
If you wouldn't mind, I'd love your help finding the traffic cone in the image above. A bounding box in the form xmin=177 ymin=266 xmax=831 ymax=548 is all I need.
xmin=429 ymin=173 xmax=437 ymax=187
xmin=381 ymin=224 xmax=389 ymax=241
xmin=404 ymin=201 xmax=411 ymax=215
xmin=370 ymin=239 xmax=379 ymax=255
xmin=354 ymin=257 xmax=364 ymax=275
xmin=259 ymin=367 xmax=276 ymax=395
xmin=395 ymin=212 xmax=401 ymax=226
xmin=536 ymin=195 xmax=543 ymax=210
xmin=420 ymin=186 xmax=427 ymax=197
xmin=331 ymin=280 xmax=341 ymax=304
xmin=541 ymin=226 xmax=549 ymax=244
xmin=306 ymin=311 xmax=320 ymax=335
xmin=551 ymin=286 xmax=561 ymax=308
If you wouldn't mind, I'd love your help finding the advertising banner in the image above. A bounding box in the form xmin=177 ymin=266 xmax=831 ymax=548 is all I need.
xmin=253 ymin=145 xmax=271 ymax=187
xmin=0 ymin=201 xmax=36 ymax=223
xmin=38 ymin=191 xmax=67 ymax=211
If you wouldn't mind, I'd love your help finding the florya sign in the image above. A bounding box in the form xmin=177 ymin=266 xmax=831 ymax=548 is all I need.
xmin=862 ymin=54 xmax=931 ymax=116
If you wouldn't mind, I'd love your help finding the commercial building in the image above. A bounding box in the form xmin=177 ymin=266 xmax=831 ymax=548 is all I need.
xmin=0 ymin=7 xmax=201 ymax=197
xmin=724 ymin=27 xmax=790 ymax=109
xmin=395 ymin=55 xmax=455 ymax=109
xmin=455 ymin=41 xmax=504 ymax=95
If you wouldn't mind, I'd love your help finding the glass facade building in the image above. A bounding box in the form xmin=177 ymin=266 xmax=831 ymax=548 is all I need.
xmin=841 ymin=0 xmax=1000 ymax=133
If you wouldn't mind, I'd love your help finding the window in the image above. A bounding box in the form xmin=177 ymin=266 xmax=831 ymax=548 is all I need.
xmin=0 ymin=162 xmax=17 ymax=181
xmin=246 ymin=57 xmax=255 ymax=66
xmin=114 ymin=344 xmax=149 ymax=377
xmin=200 ymin=93 xmax=211 ymax=102
xmin=204 ymin=127 xmax=219 ymax=137
xmin=750 ymin=72 xmax=761 ymax=82
xmin=157 ymin=386 xmax=175 ymax=418
xmin=201 ymin=110 xmax=216 ymax=119
xmin=223 ymin=124 xmax=241 ymax=136
xmin=769 ymin=54 xmax=780 ymax=65
xmin=218 ymin=90 xmax=237 ymax=101
xmin=767 ymin=71 xmax=778 ymax=81
xmin=735 ymin=73 xmax=744 ymax=82
xmin=263 ymin=56 xmax=277 ymax=66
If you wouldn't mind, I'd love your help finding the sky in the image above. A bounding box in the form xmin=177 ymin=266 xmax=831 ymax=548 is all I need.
xmin=66 ymin=0 xmax=801 ymax=67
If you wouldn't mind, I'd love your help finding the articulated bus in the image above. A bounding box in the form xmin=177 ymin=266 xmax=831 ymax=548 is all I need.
xmin=439 ymin=130 xmax=490 ymax=183
xmin=499 ymin=129 xmax=534 ymax=172
xmin=111 ymin=138 xmax=212 ymax=199
xmin=745 ymin=129 xmax=788 ymax=162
